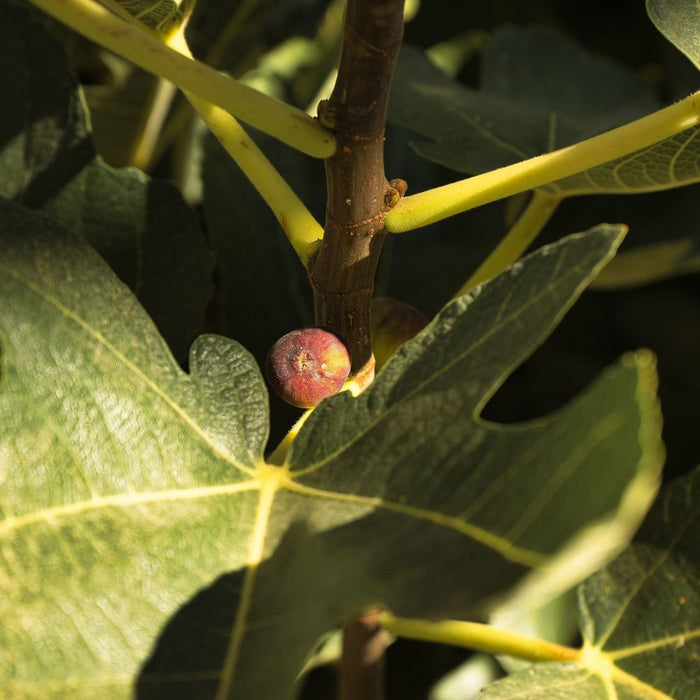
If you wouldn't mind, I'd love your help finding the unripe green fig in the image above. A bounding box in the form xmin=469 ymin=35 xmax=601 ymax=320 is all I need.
xmin=370 ymin=297 xmax=428 ymax=370
xmin=265 ymin=327 xmax=351 ymax=408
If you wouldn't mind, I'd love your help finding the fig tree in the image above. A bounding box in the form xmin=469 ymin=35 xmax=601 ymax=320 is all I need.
xmin=370 ymin=297 xmax=428 ymax=370
xmin=265 ymin=327 xmax=351 ymax=408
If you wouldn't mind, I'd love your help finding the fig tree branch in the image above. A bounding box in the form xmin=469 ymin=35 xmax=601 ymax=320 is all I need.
xmin=308 ymin=0 xmax=407 ymax=378
xmin=186 ymin=91 xmax=325 ymax=263
xmin=29 ymin=0 xmax=336 ymax=158
xmin=36 ymin=0 xmax=326 ymax=263
xmin=380 ymin=612 xmax=580 ymax=663
xmin=306 ymin=1 xmax=407 ymax=697
xmin=339 ymin=613 xmax=391 ymax=700
xmin=165 ymin=32 xmax=324 ymax=263
xmin=452 ymin=190 xmax=560 ymax=298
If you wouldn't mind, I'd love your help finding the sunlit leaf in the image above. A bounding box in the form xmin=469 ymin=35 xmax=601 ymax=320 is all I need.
xmin=647 ymin=0 xmax=700 ymax=71
xmin=0 ymin=200 xmax=266 ymax=698
xmin=552 ymin=128 xmax=700 ymax=195
xmin=101 ymin=0 xmax=193 ymax=35
xmin=0 ymin=199 xmax=663 ymax=696
xmin=479 ymin=466 xmax=699 ymax=699
xmin=577 ymin=465 xmax=699 ymax=698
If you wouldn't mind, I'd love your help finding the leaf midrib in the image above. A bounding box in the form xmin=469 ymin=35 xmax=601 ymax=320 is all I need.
xmin=0 ymin=480 xmax=261 ymax=537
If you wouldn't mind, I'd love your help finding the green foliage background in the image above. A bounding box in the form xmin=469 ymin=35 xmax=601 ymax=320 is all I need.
xmin=0 ymin=0 xmax=698 ymax=698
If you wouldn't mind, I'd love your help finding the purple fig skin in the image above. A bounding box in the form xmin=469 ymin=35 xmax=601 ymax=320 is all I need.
xmin=266 ymin=328 xmax=351 ymax=408
xmin=370 ymin=297 xmax=428 ymax=370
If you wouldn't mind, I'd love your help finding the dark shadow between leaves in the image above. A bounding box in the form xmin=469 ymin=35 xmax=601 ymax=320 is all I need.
xmin=136 ymin=504 xmax=527 ymax=698
xmin=136 ymin=522 xmax=316 ymax=700
xmin=12 ymin=137 xmax=95 ymax=211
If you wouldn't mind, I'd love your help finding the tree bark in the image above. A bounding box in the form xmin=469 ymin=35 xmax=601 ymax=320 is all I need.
xmin=308 ymin=0 xmax=406 ymax=381
xmin=308 ymin=2 xmax=406 ymax=696
xmin=338 ymin=610 xmax=390 ymax=700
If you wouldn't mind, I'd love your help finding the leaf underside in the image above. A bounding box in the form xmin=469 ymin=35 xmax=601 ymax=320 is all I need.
xmin=647 ymin=0 xmax=700 ymax=71
xmin=390 ymin=28 xmax=658 ymax=189
xmin=391 ymin=25 xmax=700 ymax=196
xmin=390 ymin=23 xmax=700 ymax=289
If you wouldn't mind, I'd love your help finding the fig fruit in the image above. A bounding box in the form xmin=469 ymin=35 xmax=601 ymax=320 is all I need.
xmin=265 ymin=327 xmax=351 ymax=408
xmin=370 ymin=297 xmax=428 ymax=370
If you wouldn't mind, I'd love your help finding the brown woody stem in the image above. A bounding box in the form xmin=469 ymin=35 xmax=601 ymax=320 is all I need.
xmin=309 ymin=2 xmax=405 ymax=696
xmin=338 ymin=611 xmax=390 ymax=700
xmin=308 ymin=0 xmax=406 ymax=379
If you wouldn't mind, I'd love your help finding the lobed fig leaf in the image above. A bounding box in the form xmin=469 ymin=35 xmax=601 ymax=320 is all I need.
xmin=0 ymin=216 xmax=664 ymax=698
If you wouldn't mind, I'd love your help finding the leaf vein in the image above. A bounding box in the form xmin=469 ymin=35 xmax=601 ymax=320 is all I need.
xmin=0 ymin=481 xmax=261 ymax=536
xmin=0 ymin=264 xmax=256 ymax=477
xmin=282 ymin=480 xmax=545 ymax=567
